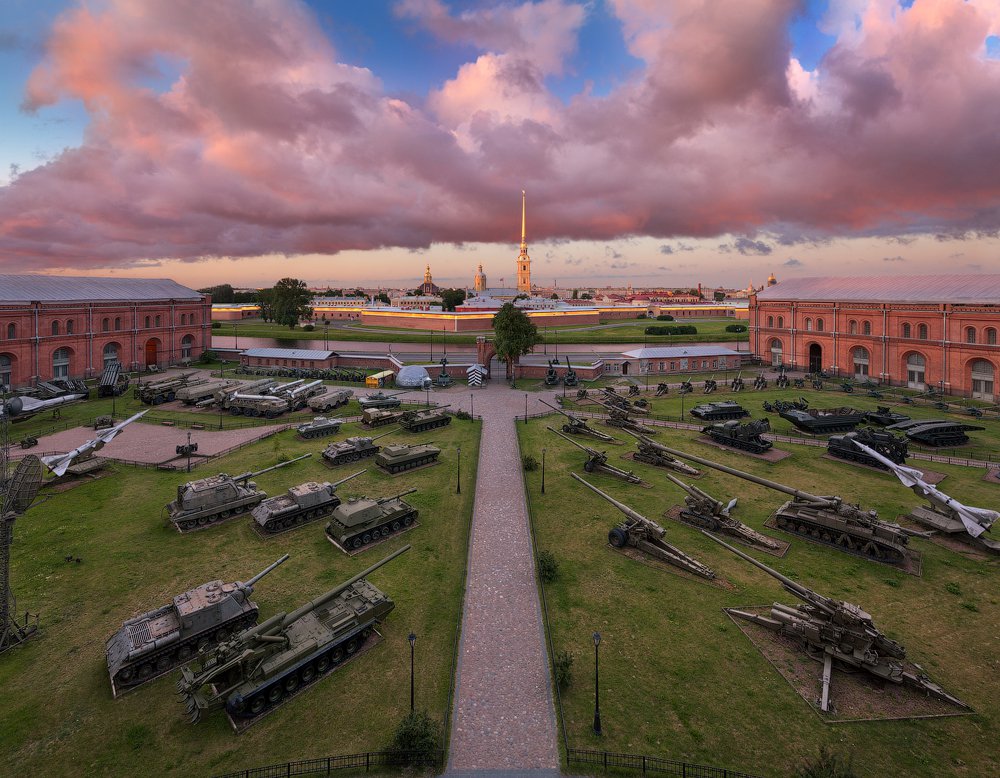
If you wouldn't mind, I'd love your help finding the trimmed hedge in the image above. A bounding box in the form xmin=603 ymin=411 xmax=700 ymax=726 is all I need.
xmin=644 ymin=325 xmax=698 ymax=335
xmin=725 ymin=324 xmax=747 ymax=333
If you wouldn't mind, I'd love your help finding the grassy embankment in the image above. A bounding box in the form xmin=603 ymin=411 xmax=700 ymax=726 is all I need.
xmin=0 ymin=416 xmax=480 ymax=777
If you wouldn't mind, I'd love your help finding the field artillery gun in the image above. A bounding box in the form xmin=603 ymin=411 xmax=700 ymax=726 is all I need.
xmin=167 ymin=454 xmax=312 ymax=532
xmin=678 ymin=381 xmax=693 ymax=395
xmin=701 ymin=418 xmax=773 ymax=454
xmin=322 ymin=429 xmax=396 ymax=466
xmin=730 ymin=372 xmax=745 ymax=392
xmin=792 ymin=377 xmax=805 ymax=389
xmin=752 ymin=373 xmax=768 ymax=390
xmin=106 ymin=555 xmax=288 ymax=695
xmin=358 ymin=391 xmax=407 ymax=410
xmin=572 ymin=474 xmax=714 ymax=579
xmin=178 ymin=546 xmax=409 ymax=724
xmin=308 ymin=388 xmax=353 ymax=413
xmin=839 ymin=380 xmax=854 ymax=394
xmin=649 ymin=443 xmax=922 ymax=567
xmin=627 ymin=385 xmax=640 ymax=398
xmin=325 ymin=488 xmax=418 ymax=552
xmin=563 ymin=357 xmax=578 ymax=387
xmin=659 ymin=472 xmax=782 ymax=552
xmin=544 ymin=360 xmax=560 ymax=386
xmin=251 ymin=471 xmax=365 ymax=535
xmin=762 ymin=397 xmax=808 ymax=413
xmin=827 ymin=428 xmax=908 ymax=470
xmin=540 ymin=400 xmax=615 ymax=442
xmin=655 ymin=383 xmax=669 ymax=396
xmin=706 ymin=532 xmax=969 ymax=713
xmin=689 ymin=400 xmax=750 ymax=422
xmin=548 ymin=427 xmax=642 ymax=484
xmin=135 ymin=371 xmax=202 ymax=405
xmin=703 ymin=377 xmax=717 ymax=394
xmin=775 ymin=369 xmax=790 ymax=389
xmin=886 ymin=419 xmax=984 ymax=448
xmin=622 ymin=429 xmax=698 ymax=475
xmin=856 ymin=442 xmax=1000 ymax=554
xmin=399 ymin=405 xmax=452 ymax=433
xmin=591 ymin=399 xmax=658 ymax=435
xmin=600 ymin=387 xmax=629 ymax=409
xmin=576 ymin=388 xmax=588 ymax=400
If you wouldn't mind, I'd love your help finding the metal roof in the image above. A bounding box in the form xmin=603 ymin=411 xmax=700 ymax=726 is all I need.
xmin=620 ymin=346 xmax=744 ymax=359
xmin=756 ymin=275 xmax=1000 ymax=304
xmin=0 ymin=274 xmax=202 ymax=302
xmin=241 ymin=347 xmax=336 ymax=360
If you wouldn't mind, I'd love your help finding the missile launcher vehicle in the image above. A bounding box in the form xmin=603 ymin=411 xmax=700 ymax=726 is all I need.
xmin=308 ymin=389 xmax=353 ymax=413
xmin=689 ymin=401 xmax=750 ymax=421
xmin=548 ymin=427 xmax=642 ymax=484
xmin=178 ymin=547 xmax=409 ymax=724
xmin=540 ymin=400 xmax=615 ymax=442
xmin=322 ymin=429 xmax=395 ymax=466
xmin=296 ymin=416 xmax=344 ymax=440
xmin=827 ymin=428 xmax=908 ymax=469
xmin=176 ymin=379 xmax=239 ymax=405
xmin=779 ymin=406 xmax=865 ymax=434
xmin=106 ymin=556 xmax=288 ymax=695
xmin=325 ymin=488 xmax=418 ymax=551
xmin=863 ymin=405 xmax=911 ymax=426
xmin=886 ymin=419 xmax=984 ymax=447
xmin=361 ymin=407 xmax=406 ymax=428
xmin=135 ymin=371 xmax=202 ymax=405
xmin=374 ymin=442 xmax=442 ymax=474
xmin=251 ymin=471 xmax=365 ymax=535
xmin=399 ymin=405 xmax=452 ymax=433
xmin=167 ymin=454 xmax=312 ymax=532
xmin=358 ymin=391 xmax=406 ymax=410
xmin=701 ymin=418 xmax=773 ymax=454
xmin=225 ymin=393 xmax=290 ymax=418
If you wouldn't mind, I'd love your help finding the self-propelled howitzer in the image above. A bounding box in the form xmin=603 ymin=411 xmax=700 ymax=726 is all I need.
xmin=647 ymin=443 xmax=919 ymax=566
xmin=705 ymin=532 xmax=968 ymax=713
xmin=547 ymin=427 xmax=642 ymax=484
xmin=621 ymin=429 xmax=698 ymax=475
xmin=178 ymin=545 xmax=409 ymax=724
xmin=572 ymin=473 xmax=714 ymax=579
xmin=540 ymin=400 xmax=616 ymax=442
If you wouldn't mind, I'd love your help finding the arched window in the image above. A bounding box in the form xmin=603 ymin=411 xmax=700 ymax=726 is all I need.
xmin=852 ymin=346 xmax=870 ymax=378
xmin=102 ymin=318 xmax=110 ymax=332
xmin=804 ymin=317 xmax=813 ymax=331
xmin=770 ymin=338 xmax=783 ymax=368
xmin=849 ymin=320 xmax=858 ymax=335
xmin=144 ymin=316 xmax=151 ymax=328
xmin=0 ymin=354 xmax=11 ymax=388
xmin=6 ymin=323 xmax=14 ymax=339
xmin=181 ymin=334 xmax=194 ymax=359
xmin=155 ymin=315 xmax=161 ymax=327
xmin=777 ymin=316 xmax=784 ymax=328
xmin=767 ymin=316 xmax=774 ymax=328
xmin=66 ymin=319 xmax=74 ymax=335
xmin=971 ymin=359 xmax=995 ymax=400
xmin=862 ymin=321 xmax=872 ymax=336
xmin=906 ymin=353 xmax=926 ymax=389
xmin=988 ymin=328 xmax=997 ymax=346
xmin=966 ymin=327 xmax=977 ymax=344
xmin=51 ymin=320 xmax=59 ymax=336
xmin=816 ymin=318 xmax=824 ymax=332
xmin=901 ymin=323 xmax=911 ymax=338
xmin=52 ymin=347 xmax=70 ymax=378
xmin=918 ymin=323 xmax=928 ymax=340
xmin=114 ymin=317 xmax=122 ymax=331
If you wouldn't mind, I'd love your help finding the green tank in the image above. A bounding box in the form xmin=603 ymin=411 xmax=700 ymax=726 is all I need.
xmin=361 ymin=407 xmax=405 ymax=428
xmin=399 ymin=405 xmax=452 ymax=432
xmin=178 ymin=546 xmax=409 ymax=724
xmin=250 ymin=471 xmax=364 ymax=535
xmin=325 ymin=488 xmax=418 ymax=551
xmin=374 ymin=442 xmax=441 ymax=474
xmin=322 ymin=429 xmax=395 ymax=466
xmin=295 ymin=416 xmax=343 ymax=440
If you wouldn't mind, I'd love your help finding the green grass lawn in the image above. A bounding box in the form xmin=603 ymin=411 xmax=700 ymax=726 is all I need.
xmin=518 ymin=416 xmax=1000 ymax=778
xmin=0 ymin=417 xmax=480 ymax=777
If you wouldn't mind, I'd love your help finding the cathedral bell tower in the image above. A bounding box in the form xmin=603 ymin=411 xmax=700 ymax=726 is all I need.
xmin=516 ymin=190 xmax=531 ymax=294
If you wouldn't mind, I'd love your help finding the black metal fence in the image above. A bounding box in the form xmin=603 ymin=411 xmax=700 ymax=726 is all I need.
xmin=566 ymin=748 xmax=763 ymax=778
xmin=212 ymin=750 xmax=444 ymax=778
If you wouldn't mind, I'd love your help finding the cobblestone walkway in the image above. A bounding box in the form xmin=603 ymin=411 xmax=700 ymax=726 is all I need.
xmin=447 ymin=385 xmax=559 ymax=772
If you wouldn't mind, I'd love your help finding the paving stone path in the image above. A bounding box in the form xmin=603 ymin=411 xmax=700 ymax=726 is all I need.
xmin=445 ymin=385 xmax=559 ymax=773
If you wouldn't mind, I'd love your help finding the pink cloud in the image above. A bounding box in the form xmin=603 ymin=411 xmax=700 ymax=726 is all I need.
xmin=1 ymin=0 xmax=1000 ymax=272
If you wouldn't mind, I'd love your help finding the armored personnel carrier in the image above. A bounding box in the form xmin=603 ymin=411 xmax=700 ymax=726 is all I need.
xmin=887 ymin=419 xmax=984 ymax=447
xmin=106 ymin=556 xmax=287 ymax=695
xmin=325 ymin=488 xmax=418 ymax=551
xmin=361 ymin=407 xmax=406 ymax=428
xmin=399 ymin=405 xmax=452 ymax=433
xmin=251 ymin=471 xmax=365 ymax=535
xmin=701 ymin=418 xmax=773 ymax=454
xmin=827 ymin=428 xmax=908 ymax=469
xmin=166 ymin=454 xmax=311 ymax=532
xmin=863 ymin=406 xmax=911 ymax=426
xmin=689 ymin=401 xmax=750 ymax=421
xmin=308 ymin=389 xmax=353 ymax=413
xmin=358 ymin=391 xmax=406 ymax=410
xmin=179 ymin=547 xmax=408 ymax=724
xmin=779 ymin=406 xmax=865 ymax=434
xmin=322 ymin=429 xmax=395 ymax=466
xmin=375 ymin=442 xmax=441 ymax=474
xmin=296 ymin=416 xmax=343 ymax=440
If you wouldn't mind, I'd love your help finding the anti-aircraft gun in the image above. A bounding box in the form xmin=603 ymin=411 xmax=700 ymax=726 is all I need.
xmin=178 ymin=546 xmax=409 ymax=724
xmin=572 ymin=474 xmax=714 ymax=579
xmin=590 ymin=399 xmax=658 ymax=435
xmin=855 ymin=442 xmax=1000 ymax=554
xmin=106 ymin=555 xmax=289 ymax=695
xmin=706 ymin=532 xmax=969 ymax=713
xmin=563 ymin=357 xmax=578 ymax=387
xmin=646 ymin=443 xmax=923 ymax=567
xmin=540 ymin=400 xmax=615 ymax=442
xmin=547 ymin=427 xmax=643 ymax=484
xmin=167 ymin=454 xmax=313 ymax=532
xmin=544 ymin=360 xmax=560 ymax=386
xmin=621 ymin=429 xmax=698 ymax=475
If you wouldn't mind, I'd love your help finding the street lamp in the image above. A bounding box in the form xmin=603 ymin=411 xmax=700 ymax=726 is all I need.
xmin=541 ymin=447 xmax=546 ymax=494
xmin=470 ymin=392 xmax=474 ymax=419
xmin=233 ymin=322 xmax=238 ymax=351
xmin=680 ymin=389 xmax=686 ymax=422
xmin=408 ymin=632 xmax=416 ymax=713
xmin=524 ymin=392 xmax=529 ymax=425
xmin=324 ymin=324 xmax=329 ymax=349
xmin=592 ymin=632 xmax=602 ymax=736
xmin=456 ymin=446 xmax=462 ymax=495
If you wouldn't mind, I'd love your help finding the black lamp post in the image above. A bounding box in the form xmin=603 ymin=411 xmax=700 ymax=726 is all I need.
xmin=470 ymin=392 xmax=474 ymax=419
xmin=408 ymin=632 xmax=416 ymax=712
xmin=592 ymin=631 xmax=602 ymax=735
xmin=425 ymin=385 xmax=430 ymax=408
xmin=541 ymin=447 xmax=546 ymax=494
xmin=324 ymin=324 xmax=329 ymax=349
xmin=456 ymin=446 xmax=461 ymax=495
xmin=524 ymin=392 xmax=528 ymax=424
xmin=680 ymin=389 xmax=686 ymax=423
xmin=233 ymin=322 xmax=238 ymax=351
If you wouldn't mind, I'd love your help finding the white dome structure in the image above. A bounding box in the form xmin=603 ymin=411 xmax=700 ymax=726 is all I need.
xmin=395 ymin=365 xmax=431 ymax=388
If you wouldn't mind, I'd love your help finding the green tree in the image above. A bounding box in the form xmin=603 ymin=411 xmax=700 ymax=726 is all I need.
xmin=269 ymin=277 xmax=313 ymax=329
xmin=550 ymin=293 xmax=559 ymax=299
xmin=571 ymin=289 xmax=579 ymax=299
xmin=440 ymin=288 xmax=467 ymax=311
xmin=492 ymin=303 xmax=540 ymax=379
xmin=256 ymin=287 xmax=275 ymax=322
xmin=375 ymin=292 xmax=391 ymax=305
xmin=714 ymin=290 xmax=726 ymax=302
xmin=581 ymin=292 xmax=592 ymax=300
xmin=198 ymin=283 xmax=235 ymax=303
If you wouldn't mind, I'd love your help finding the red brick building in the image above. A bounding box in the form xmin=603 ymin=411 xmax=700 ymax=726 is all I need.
xmin=750 ymin=276 xmax=1000 ymax=400
xmin=1 ymin=276 xmax=210 ymax=389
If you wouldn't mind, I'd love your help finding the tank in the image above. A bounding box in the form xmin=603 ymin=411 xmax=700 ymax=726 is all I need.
xmin=702 ymin=418 xmax=773 ymax=454
xmin=358 ymin=391 xmax=406 ymax=410
xmin=779 ymin=406 xmax=865 ymax=434
xmin=689 ymin=401 xmax=750 ymax=421
xmin=862 ymin=406 xmax=911 ymax=426
xmin=399 ymin=405 xmax=452 ymax=433
xmin=251 ymin=472 xmax=364 ymax=535
xmin=308 ymin=389 xmax=353 ymax=413
xmin=106 ymin=555 xmax=288 ymax=695
xmin=325 ymin=488 xmax=418 ymax=551
xmin=322 ymin=429 xmax=395 ymax=466
xmin=178 ymin=547 xmax=409 ymax=724
xmin=166 ymin=454 xmax=312 ymax=532
xmin=296 ymin=416 xmax=344 ymax=440
xmin=887 ymin=419 xmax=984 ymax=447
xmin=374 ymin=442 xmax=442 ymax=474
xmin=361 ymin=407 xmax=406 ymax=428
xmin=827 ymin=428 xmax=908 ymax=469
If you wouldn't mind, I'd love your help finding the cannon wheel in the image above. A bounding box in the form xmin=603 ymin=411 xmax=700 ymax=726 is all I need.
xmin=608 ymin=527 xmax=628 ymax=548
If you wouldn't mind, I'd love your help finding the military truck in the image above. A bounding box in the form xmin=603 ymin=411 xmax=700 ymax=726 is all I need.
xmin=325 ymin=488 xmax=418 ymax=551
xmin=399 ymin=405 xmax=452 ymax=432
xmin=322 ymin=429 xmax=395 ymax=466
xmin=374 ymin=442 xmax=441 ymax=474
xmin=250 ymin=471 xmax=365 ymax=535
xmin=308 ymin=389 xmax=353 ymax=413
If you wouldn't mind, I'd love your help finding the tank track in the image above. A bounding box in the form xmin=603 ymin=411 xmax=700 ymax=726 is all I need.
xmin=323 ymin=447 xmax=379 ymax=466
xmin=911 ymin=432 xmax=970 ymax=447
xmin=400 ymin=417 xmax=451 ymax=433
xmin=257 ymin=504 xmax=339 ymax=535
xmin=331 ymin=509 xmax=418 ymax=551
xmin=362 ymin=415 xmax=400 ymax=428
xmin=692 ymin=410 xmax=750 ymax=421
xmin=172 ymin=499 xmax=262 ymax=533
xmin=377 ymin=452 xmax=440 ymax=474
xmin=224 ymin=626 xmax=375 ymax=722
xmin=703 ymin=432 xmax=772 ymax=454
xmin=112 ymin=611 xmax=257 ymax=693
xmin=772 ymin=509 xmax=907 ymax=565
xmin=826 ymin=446 xmax=891 ymax=470
xmin=297 ymin=426 xmax=341 ymax=440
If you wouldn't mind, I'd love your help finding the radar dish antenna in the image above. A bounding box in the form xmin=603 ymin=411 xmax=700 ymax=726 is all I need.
xmin=5 ymin=455 xmax=42 ymax=516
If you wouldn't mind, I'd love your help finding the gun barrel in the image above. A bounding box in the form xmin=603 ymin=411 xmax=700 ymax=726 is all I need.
xmin=546 ymin=425 xmax=594 ymax=453
xmin=331 ymin=469 xmax=366 ymax=488
xmin=540 ymin=399 xmax=575 ymax=418
xmin=242 ymin=554 xmax=290 ymax=589
xmin=379 ymin=487 xmax=418 ymax=503
xmin=241 ymin=453 xmax=312 ymax=480
xmin=571 ymin=473 xmax=663 ymax=534
xmin=371 ymin=428 xmax=398 ymax=440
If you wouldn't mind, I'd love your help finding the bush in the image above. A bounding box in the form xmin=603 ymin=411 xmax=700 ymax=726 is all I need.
xmin=522 ymin=454 xmax=539 ymax=471
xmin=211 ymin=321 xmax=222 ymax=329
xmin=537 ymin=550 xmax=558 ymax=583
xmin=795 ymin=747 xmax=857 ymax=778
xmin=454 ymin=409 xmax=471 ymax=420
xmin=656 ymin=314 xmax=674 ymax=321
xmin=302 ymin=323 xmax=315 ymax=332
xmin=636 ymin=313 xmax=647 ymax=319
xmin=644 ymin=325 xmax=698 ymax=336
xmin=387 ymin=710 xmax=443 ymax=766
xmin=725 ymin=324 xmax=747 ymax=333
xmin=197 ymin=349 xmax=215 ymax=363
xmin=553 ymin=650 xmax=574 ymax=690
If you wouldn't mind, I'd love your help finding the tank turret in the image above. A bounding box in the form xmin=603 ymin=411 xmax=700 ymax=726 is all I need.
xmin=374 ymin=442 xmax=442 ymax=474
xmin=322 ymin=429 xmax=395 ymax=466
xmin=251 ymin=471 xmax=365 ymax=535
xmin=325 ymin=488 xmax=419 ymax=551
xmin=358 ymin=391 xmax=407 ymax=410
xmin=106 ymin=555 xmax=288 ymax=695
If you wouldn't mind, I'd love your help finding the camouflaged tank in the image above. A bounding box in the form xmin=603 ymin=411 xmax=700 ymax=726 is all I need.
xmin=322 ymin=429 xmax=395 ymax=466
xmin=325 ymin=488 xmax=418 ymax=551
xmin=375 ymin=442 xmax=441 ymax=474
xmin=399 ymin=405 xmax=452 ymax=433
xmin=106 ymin=555 xmax=288 ymax=695
xmin=251 ymin=471 xmax=364 ymax=535
xmin=296 ymin=416 xmax=343 ymax=440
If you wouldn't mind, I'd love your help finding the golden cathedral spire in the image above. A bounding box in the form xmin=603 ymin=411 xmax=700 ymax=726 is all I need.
xmin=516 ymin=189 xmax=531 ymax=294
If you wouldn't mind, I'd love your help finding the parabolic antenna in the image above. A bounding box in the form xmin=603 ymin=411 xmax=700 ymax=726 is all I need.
xmin=5 ymin=455 xmax=43 ymax=515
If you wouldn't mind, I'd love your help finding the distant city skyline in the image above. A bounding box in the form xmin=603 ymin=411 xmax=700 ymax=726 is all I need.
xmin=1 ymin=1 xmax=999 ymax=285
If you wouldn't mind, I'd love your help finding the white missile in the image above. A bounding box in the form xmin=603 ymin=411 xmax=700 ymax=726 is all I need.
xmin=5 ymin=393 xmax=88 ymax=419
xmin=42 ymin=410 xmax=148 ymax=477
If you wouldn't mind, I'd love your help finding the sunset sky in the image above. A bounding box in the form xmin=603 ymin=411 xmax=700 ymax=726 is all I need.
xmin=1 ymin=0 xmax=999 ymax=290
